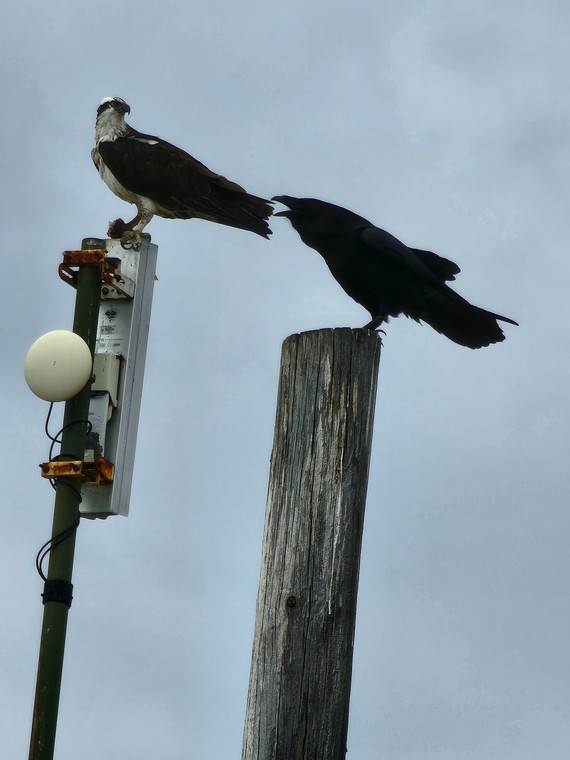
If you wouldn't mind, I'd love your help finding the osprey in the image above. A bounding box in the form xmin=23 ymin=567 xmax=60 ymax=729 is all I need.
xmin=92 ymin=97 xmax=273 ymax=244
xmin=273 ymin=195 xmax=518 ymax=349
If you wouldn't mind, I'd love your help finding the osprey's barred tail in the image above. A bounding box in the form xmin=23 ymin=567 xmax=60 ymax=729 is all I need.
xmin=176 ymin=183 xmax=273 ymax=239
xmin=218 ymin=194 xmax=273 ymax=239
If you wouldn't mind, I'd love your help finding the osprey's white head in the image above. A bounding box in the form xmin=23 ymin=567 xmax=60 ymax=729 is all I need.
xmin=95 ymin=96 xmax=131 ymax=143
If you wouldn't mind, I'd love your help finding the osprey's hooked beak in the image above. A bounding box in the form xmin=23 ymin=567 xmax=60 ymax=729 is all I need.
xmin=116 ymin=100 xmax=131 ymax=116
xmin=97 ymin=97 xmax=132 ymax=118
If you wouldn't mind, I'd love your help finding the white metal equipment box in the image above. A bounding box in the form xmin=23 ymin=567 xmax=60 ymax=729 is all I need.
xmin=80 ymin=237 xmax=158 ymax=518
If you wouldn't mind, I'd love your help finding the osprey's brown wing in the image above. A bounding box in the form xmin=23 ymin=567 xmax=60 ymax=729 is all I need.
xmin=97 ymin=129 xmax=273 ymax=238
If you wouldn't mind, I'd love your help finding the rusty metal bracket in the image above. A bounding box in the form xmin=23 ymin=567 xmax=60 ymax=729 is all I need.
xmin=58 ymin=249 xmax=125 ymax=291
xmin=39 ymin=454 xmax=115 ymax=486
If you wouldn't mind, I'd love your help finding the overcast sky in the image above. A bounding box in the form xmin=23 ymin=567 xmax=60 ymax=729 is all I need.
xmin=2 ymin=2 xmax=569 ymax=758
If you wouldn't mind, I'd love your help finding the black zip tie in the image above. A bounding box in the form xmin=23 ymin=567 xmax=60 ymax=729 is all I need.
xmin=42 ymin=579 xmax=74 ymax=608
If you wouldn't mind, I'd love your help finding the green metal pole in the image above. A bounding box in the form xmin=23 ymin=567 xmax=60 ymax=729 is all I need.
xmin=29 ymin=239 xmax=104 ymax=760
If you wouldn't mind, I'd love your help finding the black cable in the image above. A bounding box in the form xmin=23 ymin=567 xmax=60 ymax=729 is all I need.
xmin=35 ymin=513 xmax=81 ymax=582
xmin=44 ymin=404 xmax=92 ymax=491
xmin=48 ymin=421 xmax=93 ymax=463
xmin=44 ymin=402 xmax=59 ymax=444
xmin=35 ymin=404 xmax=92 ymax=580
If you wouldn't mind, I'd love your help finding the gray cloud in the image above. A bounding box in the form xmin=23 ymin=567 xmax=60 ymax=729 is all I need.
xmin=2 ymin=1 xmax=568 ymax=758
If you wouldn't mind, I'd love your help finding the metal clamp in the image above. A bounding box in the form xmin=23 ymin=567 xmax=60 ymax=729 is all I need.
xmin=58 ymin=249 xmax=127 ymax=292
xmin=39 ymin=455 xmax=115 ymax=485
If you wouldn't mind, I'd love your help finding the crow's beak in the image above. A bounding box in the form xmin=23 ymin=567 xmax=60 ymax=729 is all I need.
xmin=272 ymin=195 xmax=298 ymax=216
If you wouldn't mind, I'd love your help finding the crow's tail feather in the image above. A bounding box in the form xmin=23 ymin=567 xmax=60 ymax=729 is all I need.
xmin=418 ymin=288 xmax=518 ymax=349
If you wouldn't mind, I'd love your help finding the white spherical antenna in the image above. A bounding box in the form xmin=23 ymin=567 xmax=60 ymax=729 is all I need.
xmin=24 ymin=330 xmax=93 ymax=402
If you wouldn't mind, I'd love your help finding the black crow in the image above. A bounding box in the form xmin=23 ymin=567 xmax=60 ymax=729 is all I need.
xmin=273 ymin=195 xmax=517 ymax=349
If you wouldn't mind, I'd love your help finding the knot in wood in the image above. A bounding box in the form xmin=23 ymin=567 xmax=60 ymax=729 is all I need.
xmin=285 ymin=595 xmax=297 ymax=608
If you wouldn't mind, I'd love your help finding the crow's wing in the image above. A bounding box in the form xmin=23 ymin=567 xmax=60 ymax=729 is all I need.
xmin=411 ymin=248 xmax=460 ymax=281
xmin=360 ymin=227 xmax=458 ymax=286
xmin=361 ymin=226 xmax=517 ymax=344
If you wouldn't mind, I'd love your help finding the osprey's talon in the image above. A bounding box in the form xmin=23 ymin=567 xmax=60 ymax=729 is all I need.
xmin=119 ymin=230 xmax=151 ymax=251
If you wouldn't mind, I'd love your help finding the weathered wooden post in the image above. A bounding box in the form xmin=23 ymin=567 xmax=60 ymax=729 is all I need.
xmin=242 ymin=327 xmax=381 ymax=760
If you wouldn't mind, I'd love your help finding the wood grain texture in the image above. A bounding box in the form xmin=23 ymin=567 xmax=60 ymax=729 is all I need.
xmin=242 ymin=328 xmax=381 ymax=760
